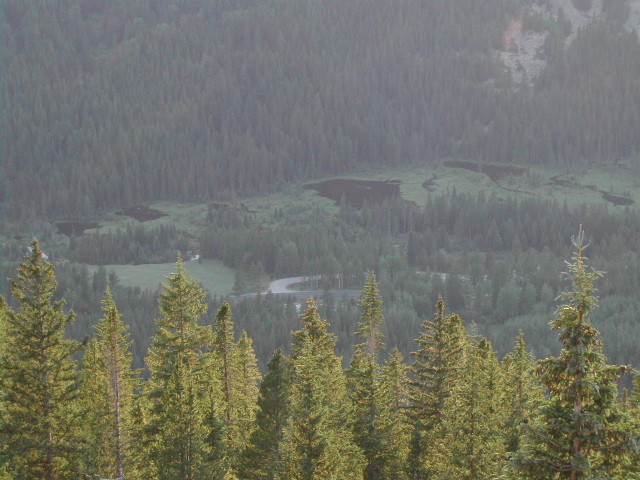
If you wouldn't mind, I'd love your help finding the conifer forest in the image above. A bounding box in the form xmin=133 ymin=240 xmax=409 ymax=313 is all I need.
xmin=4 ymin=0 xmax=640 ymax=478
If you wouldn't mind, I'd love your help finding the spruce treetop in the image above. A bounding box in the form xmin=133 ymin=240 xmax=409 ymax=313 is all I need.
xmin=508 ymin=229 xmax=637 ymax=479
xmin=356 ymin=272 xmax=385 ymax=361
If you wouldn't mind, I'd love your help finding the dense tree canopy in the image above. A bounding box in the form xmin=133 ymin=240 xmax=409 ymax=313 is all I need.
xmin=0 ymin=235 xmax=639 ymax=478
xmin=3 ymin=0 xmax=640 ymax=220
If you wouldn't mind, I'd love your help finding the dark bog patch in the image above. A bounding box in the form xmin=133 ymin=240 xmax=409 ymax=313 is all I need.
xmin=601 ymin=192 xmax=634 ymax=206
xmin=422 ymin=174 xmax=438 ymax=191
xmin=116 ymin=205 xmax=168 ymax=222
xmin=547 ymin=175 xmax=634 ymax=206
xmin=56 ymin=222 xmax=100 ymax=236
xmin=547 ymin=175 xmax=572 ymax=187
xmin=444 ymin=161 xmax=527 ymax=182
xmin=209 ymin=202 xmax=227 ymax=210
xmin=304 ymin=179 xmax=402 ymax=208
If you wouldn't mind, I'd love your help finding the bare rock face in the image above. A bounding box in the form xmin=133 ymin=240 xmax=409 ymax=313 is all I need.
xmin=625 ymin=0 xmax=640 ymax=37
xmin=499 ymin=21 xmax=547 ymax=86
xmin=498 ymin=0 xmax=607 ymax=86
xmin=549 ymin=0 xmax=602 ymax=41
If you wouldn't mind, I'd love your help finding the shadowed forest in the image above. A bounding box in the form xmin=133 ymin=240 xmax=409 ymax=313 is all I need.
xmin=1 ymin=237 xmax=640 ymax=479
xmin=4 ymin=1 xmax=640 ymax=478
xmin=3 ymin=0 xmax=640 ymax=219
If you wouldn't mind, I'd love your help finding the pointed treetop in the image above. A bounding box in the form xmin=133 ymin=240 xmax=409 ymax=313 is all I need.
xmin=555 ymin=228 xmax=602 ymax=333
xmin=216 ymin=301 xmax=232 ymax=322
xmin=300 ymin=297 xmax=321 ymax=325
xmin=292 ymin=297 xmax=337 ymax=356
xmin=508 ymin=230 xmax=637 ymax=479
xmin=357 ymin=272 xmax=385 ymax=361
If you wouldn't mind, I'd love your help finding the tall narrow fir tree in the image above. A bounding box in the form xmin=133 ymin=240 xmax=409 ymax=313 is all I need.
xmin=508 ymin=229 xmax=637 ymax=479
xmin=0 ymin=240 xmax=82 ymax=480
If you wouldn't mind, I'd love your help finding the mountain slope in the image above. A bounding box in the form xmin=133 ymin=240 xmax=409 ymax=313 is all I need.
xmin=2 ymin=0 xmax=640 ymax=220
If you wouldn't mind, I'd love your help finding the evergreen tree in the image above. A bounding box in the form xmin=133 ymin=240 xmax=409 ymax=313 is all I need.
xmin=238 ymin=349 xmax=292 ymax=480
xmin=128 ymin=397 xmax=157 ymax=480
xmin=213 ymin=301 xmax=255 ymax=468
xmin=0 ymin=240 xmax=82 ymax=480
xmin=430 ymin=337 xmax=506 ymax=480
xmin=214 ymin=302 xmax=235 ymax=427
xmin=78 ymin=286 xmax=139 ymax=479
xmin=625 ymin=374 xmax=640 ymax=477
xmin=144 ymin=257 xmax=226 ymax=480
xmin=347 ymin=348 xmax=385 ymax=480
xmin=357 ymin=272 xmax=385 ymax=361
xmin=231 ymin=330 xmax=261 ymax=458
xmin=507 ymin=230 xmax=637 ymax=479
xmin=347 ymin=272 xmax=393 ymax=479
xmin=378 ymin=347 xmax=411 ymax=480
xmin=408 ymin=296 xmax=467 ymax=479
xmin=502 ymin=333 xmax=544 ymax=454
xmin=276 ymin=298 xmax=365 ymax=480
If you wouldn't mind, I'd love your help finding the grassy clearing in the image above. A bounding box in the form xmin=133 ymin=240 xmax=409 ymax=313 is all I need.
xmin=83 ymin=201 xmax=210 ymax=236
xmin=333 ymin=161 xmax=640 ymax=211
xmin=87 ymin=259 xmax=236 ymax=296
xmin=50 ymin=158 xmax=640 ymax=241
xmin=64 ymin=161 xmax=640 ymax=279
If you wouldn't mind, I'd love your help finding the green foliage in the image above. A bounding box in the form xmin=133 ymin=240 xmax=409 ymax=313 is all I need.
xmin=502 ymin=333 xmax=544 ymax=454
xmin=143 ymin=257 xmax=226 ymax=480
xmin=8 ymin=0 xmax=640 ymax=221
xmin=0 ymin=240 xmax=82 ymax=480
xmin=69 ymin=224 xmax=192 ymax=265
xmin=378 ymin=347 xmax=411 ymax=480
xmin=238 ymin=349 xmax=292 ymax=480
xmin=2 ymin=227 xmax=640 ymax=478
xmin=213 ymin=302 xmax=236 ymax=442
xmin=276 ymin=299 xmax=365 ymax=480
xmin=230 ymin=330 xmax=261 ymax=463
xmin=357 ymin=272 xmax=385 ymax=361
xmin=429 ymin=337 xmax=506 ymax=480
xmin=78 ymin=286 xmax=140 ymax=479
xmin=408 ymin=296 xmax=467 ymax=479
xmin=507 ymin=230 xmax=637 ymax=479
xmin=347 ymin=348 xmax=385 ymax=480
xmin=346 ymin=273 xmax=408 ymax=480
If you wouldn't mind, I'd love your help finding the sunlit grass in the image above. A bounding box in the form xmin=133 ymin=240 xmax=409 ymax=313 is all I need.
xmin=87 ymin=259 xmax=236 ymax=296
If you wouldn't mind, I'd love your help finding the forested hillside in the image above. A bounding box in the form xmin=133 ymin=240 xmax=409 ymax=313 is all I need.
xmin=4 ymin=2 xmax=640 ymax=475
xmin=1 ymin=238 xmax=639 ymax=479
xmin=3 ymin=0 xmax=640 ymax=220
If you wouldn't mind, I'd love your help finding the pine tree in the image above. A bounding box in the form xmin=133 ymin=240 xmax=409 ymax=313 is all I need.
xmin=507 ymin=229 xmax=637 ymax=479
xmin=213 ymin=300 xmax=245 ymax=467
xmin=625 ymin=375 xmax=640 ymax=477
xmin=430 ymin=337 xmax=506 ymax=480
xmin=78 ymin=286 xmax=139 ymax=479
xmin=79 ymin=339 xmax=112 ymax=475
xmin=214 ymin=302 xmax=235 ymax=427
xmin=238 ymin=349 xmax=292 ymax=480
xmin=128 ymin=397 xmax=157 ymax=480
xmin=144 ymin=257 xmax=226 ymax=480
xmin=0 ymin=298 xmax=8 ymax=479
xmin=0 ymin=240 xmax=82 ymax=480
xmin=502 ymin=333 xmax=544 ymax=454
xmin=407 ymin=296 xmax=467 ymax=480
xmin=231 ymin=330 xmax=261 ymax=456
xmin=276 ymin=298 xmax=365 ymax=480
xmin=357 ymin=272 xmax=384 ymax=361
xmin=378 ymin=347 xmax=411 ymax=480
xmin=347 ymin=348 xmax=384 ymax=480
xmin=347 ymin=272 xmax=392 ymax=479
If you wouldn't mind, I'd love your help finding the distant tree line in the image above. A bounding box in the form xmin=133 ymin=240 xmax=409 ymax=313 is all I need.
xmin=3 ymin=0 xmax=640 ymax=220
xmin=69 ymin=224 xmax=191 ymax=265
xmin=1 ymin=238 xmax=639 ymax=480
xmin=4 ymin=189 xmax=640 ymax=373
